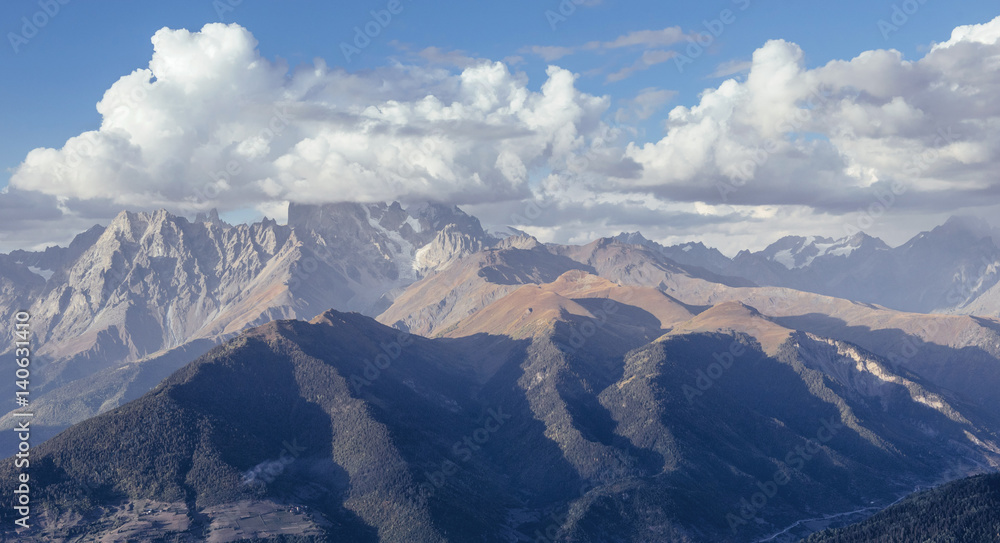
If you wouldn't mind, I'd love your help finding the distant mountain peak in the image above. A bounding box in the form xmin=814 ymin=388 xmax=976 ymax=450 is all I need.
xmin=495 ymin=233 xmax=542 ymax=251
xmin=193 ymin=208 xmax=229 ymax=227
xmin=943 ymin=214 xmax=994 ymax=231
xmin=661 ymin=300 xmax=794 ymax=353
xmin=938 ymin=215 xmax=999 ymax=245
xmin=614 ymin=231 xmax=651 ymax=246
xmin=844 ymin=230 xmax=888 ymax=247
xmin=901 ymin=215 xmax=1000 ymax=253
xmin=481 ymin=225 xmax=526 ymax=239
xmin=104 ymin=208 xmax=171 ymax=242
xmin=762 ymin=232 xmax=887 ymax=270
xmin=694 ymin=300 xmax=764 ymax=320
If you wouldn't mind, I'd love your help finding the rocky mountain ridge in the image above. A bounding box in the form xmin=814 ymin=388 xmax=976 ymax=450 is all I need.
xmin=4 ymin=206 xmax=1000 ymax=467
xmin=620 ymin=215 xmax=1000 ymax=316
xmin=3 ymin=284 xmax=1000 ymax=541
xmin=0 ymin=201 xmax=496 ymax=448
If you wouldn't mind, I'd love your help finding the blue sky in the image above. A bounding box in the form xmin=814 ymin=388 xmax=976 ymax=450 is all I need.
xmin=1 ymin=1 xmax=998 ymax=253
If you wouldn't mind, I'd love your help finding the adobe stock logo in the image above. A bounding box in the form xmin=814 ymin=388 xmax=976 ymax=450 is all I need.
xmin=673 ymin=0 xmax=752 ymax=73
xmin=419 ymin=407 xmax=512 ymax=498
xmin=553 ymin=298 xmax=620 ymax=355
xmin=241 ymin=439 xmax=308 ymax=486
xmin=348 ymin=331 xmax=415 ymax=393
xmin=340 ymin=0 xmax=413 ymax=63
xmin=7 ymin=0 xmax=71 ymax=54
xmin=878 ymin=0 xmax=932 ymax=40
xmin=544 ymin=0 xmax=591 ymax=31
xmin=682 ymin=338 xmax=747 ymax=404
xmin=726 ymin=416 xmax=845 ymax=533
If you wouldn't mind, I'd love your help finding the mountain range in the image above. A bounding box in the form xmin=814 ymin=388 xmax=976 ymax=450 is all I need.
xmin=1 ymin=204 xmax=1000 ymax=541
xmin=3 ymin=287 xmax=1000 ymax=541
xmin=618 ymin=215 xmax=1000 ymax=317
xmin=0 ymin=202 xmax=496 ymax=448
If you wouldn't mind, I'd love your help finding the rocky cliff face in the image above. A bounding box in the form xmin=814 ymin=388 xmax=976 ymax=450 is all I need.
xmin=414 ymin=224 xmax=490 ymax=276
xmin=24 ymin=210 xmax=294 ymax=388
xmin=0 ymin=202 xmax=495 ymax=440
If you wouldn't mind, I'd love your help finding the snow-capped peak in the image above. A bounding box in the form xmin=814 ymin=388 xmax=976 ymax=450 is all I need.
xmin=767 ymin=233 xmax=887 ymax=270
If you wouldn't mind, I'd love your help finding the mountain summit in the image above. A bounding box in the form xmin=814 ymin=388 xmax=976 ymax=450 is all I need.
xmin=0 ymin=202 xmax=497 ymax=448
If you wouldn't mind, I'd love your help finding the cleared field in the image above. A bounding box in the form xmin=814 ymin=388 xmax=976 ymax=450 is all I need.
xmin=204 ymin=500 xmax=330 ymax=542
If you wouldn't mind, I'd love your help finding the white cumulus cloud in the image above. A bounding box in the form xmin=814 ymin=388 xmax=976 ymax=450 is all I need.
xmin=614 ymin=15 xmax=1000 ymax=216
xmin=5 ymin=16 xmax=1000 ymax=254
xmin=10 ymin=23 xmax=611 ymax=216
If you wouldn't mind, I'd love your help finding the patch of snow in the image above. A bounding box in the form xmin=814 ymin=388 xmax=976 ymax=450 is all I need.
xmin=826 ymin=244 xmax=858 ymax=257
xmin=27 ymin=266 xmax=54 ymax=281
xmin=405 ymin=215 xmax=423 ymax=234
xmin=775 ymin=236 xmax=862 ymax=269
xmin=682 ymin=244 xmax=693 ymax=252
xmin=413 ymin=242 xmax=432 ymax=273
xmin=800 ymin=238 xmax=860 ymax=267
xmin=364 ymin=206 xmax=418 ymax=282
xmin=772 ymin=249 xmax=796 ymax=270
